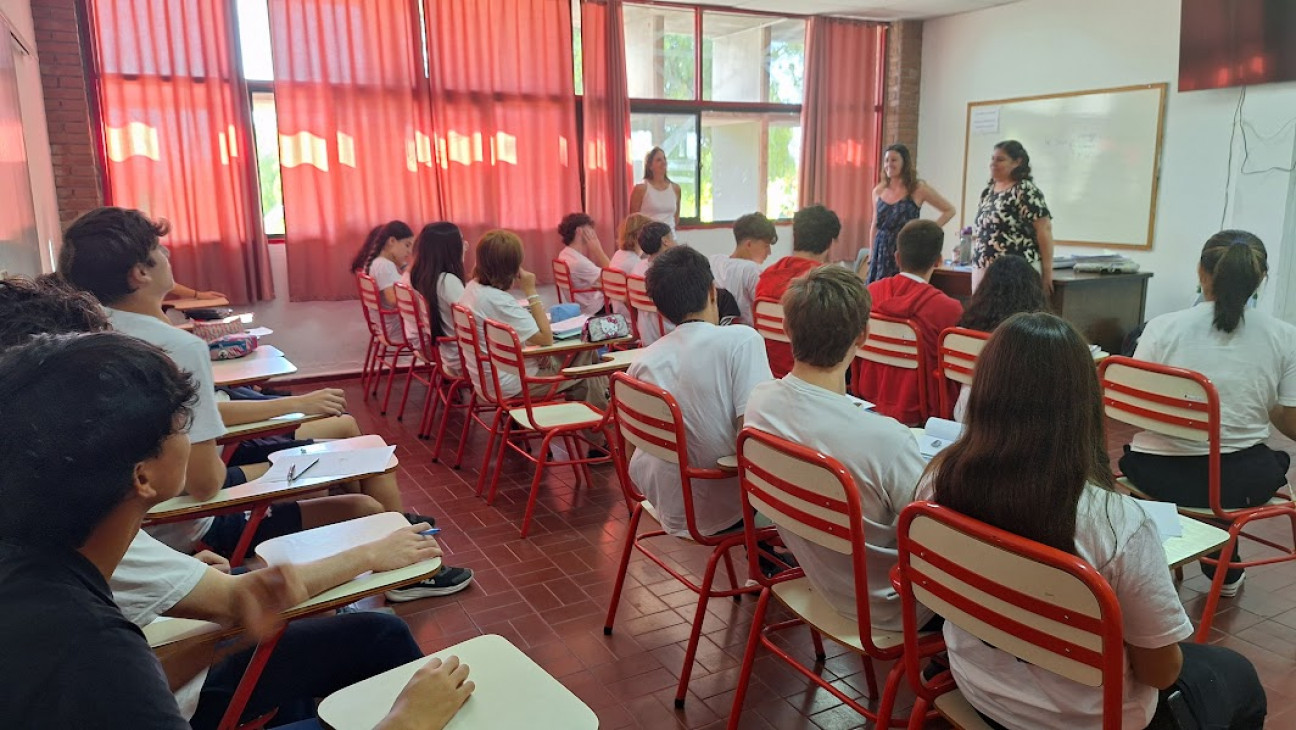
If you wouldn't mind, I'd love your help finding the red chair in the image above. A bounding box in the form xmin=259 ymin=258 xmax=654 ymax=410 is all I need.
xmin=751 ymin=297 xmax=789 ymax=345
xmin=442 ymin=304 xmax=509 ymax=476
xmin=356 ymin=272 xmax=412 ymax=414
xmin=480 ymin=318 xmax=612 ymax=537
xmin=853 ymin=313 xmax=930 ymax=425
xmin=394 ymin=283 xmax=455 ymax=439
xmin=935 ymin=327 xmax=990 ymax=419
xmin=728 ymin=427 xmax=941 ymax=729
xmin=626 ymin=274 xmax=664 ymax=345
xmin=599 ymin=268 xmax=637 ymax=346
xmin=552 ymin=258 xmax=601 ymax=305
xmin=895 ymin=501 xmax=1126 ymax=730
xmin=1100 ymin=355 xmax=1296 ymax=641
xmin=603 ymin=373 xmax=771 ymax=709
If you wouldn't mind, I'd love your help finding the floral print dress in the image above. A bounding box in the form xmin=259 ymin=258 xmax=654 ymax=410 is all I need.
xmin=868 ymin=195 xmax=920 ymax=283
xmin=972 ymin=179 xmax=1052 ymax=268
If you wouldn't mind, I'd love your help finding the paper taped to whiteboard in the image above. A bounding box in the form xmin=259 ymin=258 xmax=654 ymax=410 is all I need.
xmin=970 ymin=106 xmax=1000 ymax=134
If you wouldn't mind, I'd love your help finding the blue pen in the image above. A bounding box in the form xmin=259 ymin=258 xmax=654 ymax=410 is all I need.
xmin=419 ymin=528 xmax=441 ymax=536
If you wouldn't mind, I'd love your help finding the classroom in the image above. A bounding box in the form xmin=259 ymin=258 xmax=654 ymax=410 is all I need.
xmin=1 ymin=0 xmax=1294 ymax=728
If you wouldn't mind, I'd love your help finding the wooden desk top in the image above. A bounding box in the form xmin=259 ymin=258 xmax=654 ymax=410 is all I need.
xmin=219 ymin=412 xmax=326 ymax=443
xmin=559 ymin=347 xmax=642 ymax=377
xmin=930 ymin=266 xmax=1152 ymax=284
xmin=317 ymin=634 xmax=599 ymax=730
xmin=1163 ymin=518 xmax=1229 ymax=570
xmin=523 ymin=336 xmax=632 ymax=357
xmin=165 ymin=296 xmax=230 ymax=312
xmin=211 ymin=346 xmax=296 ymax=386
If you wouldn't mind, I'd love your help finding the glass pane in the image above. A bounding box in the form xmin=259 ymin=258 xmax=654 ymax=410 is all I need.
xmin=623 ymin=4 xmax=695 ymax=100
xmin=250 ymin=93 xmax=285 ymax=236
xmin=630 ymin=113 xmax=698 ymax=220
xmin=766 ymin=117 xmax=801 ymax=220
xmin=235 ymin=0 xmax=275 ymax=81
xmin=571 ymin=0 xmax=582 ymax=95
xmin=702 ymin=13 xmax=804 ymax=103
xmin=699 ymin=112 xmax=800 ymax=223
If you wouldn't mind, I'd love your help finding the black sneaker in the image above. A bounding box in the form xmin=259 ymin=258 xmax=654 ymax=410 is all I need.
xmin=384 ymin=566 xmax=474 ymax=602
xmin=404 ymin=512 xmax=437 ymax=528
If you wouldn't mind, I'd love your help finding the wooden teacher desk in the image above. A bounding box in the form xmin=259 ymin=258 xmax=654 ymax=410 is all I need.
xmin=930 ymin=266 xmax=1152 ymax=354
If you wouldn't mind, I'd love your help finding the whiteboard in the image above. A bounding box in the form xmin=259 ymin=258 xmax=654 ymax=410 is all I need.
xmin=960 ymin=84 xmax=1167 ymax=250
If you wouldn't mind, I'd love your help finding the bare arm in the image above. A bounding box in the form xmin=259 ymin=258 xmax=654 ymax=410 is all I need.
xmin=516 ymin=269 xmax=553 ymax=347
xmin=583 ymin=228 xmax=612 ymax=269
xmin=916 ymin=182 xmax=956 ymax=228
xmin=185 ymin=440 xmax=225 ymax=501
xmin=628 ymin=184 xmax=646 ymax=214
xmin=1034 ymin=216 xmax=1055 ymax=295
xmin=217 ymin=389 xmax=347 ymax=426
xmin=375 ymin=656 xmax=475 ymax=730
xmin=1127 ymin=643 xmax=1183 ymax=690
xmin=1272 ymin=405 xmax=1296 ymax=441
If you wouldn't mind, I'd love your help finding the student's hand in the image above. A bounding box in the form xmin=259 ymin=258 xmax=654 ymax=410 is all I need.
xmin=378 ymin=656 xmax=475 ymax=730
xmin=293 ymin=388 xmax=348 ymax=416
xmin=197 ymin=290 xmax=227 ymax=299
xmin=195 ymin=550 xmax=231 ymax=574
xmin=232 ymin=564 xmax=308 ymax=641
xmin=367 ymin=524 xmax=444 ymax=573
xmin=517 ymin=268 xmax=538 ymax=296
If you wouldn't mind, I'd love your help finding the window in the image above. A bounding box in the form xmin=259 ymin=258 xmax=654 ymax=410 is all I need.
xmin=249 ymin=93 xmax=285 ymax=236
xmin=624 ymin=5 xmax=805 ymax=224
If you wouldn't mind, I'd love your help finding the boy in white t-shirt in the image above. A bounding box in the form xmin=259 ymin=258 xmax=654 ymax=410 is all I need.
xmin=745 ymin=266 xmax=930 ymax=633
xmin=556 ymin=212 xmax=611 ymax=315
xmin=626 ymin=245 xmax=773 ymax=537
xmin=708 ymin=212 xmax=777 ymax=326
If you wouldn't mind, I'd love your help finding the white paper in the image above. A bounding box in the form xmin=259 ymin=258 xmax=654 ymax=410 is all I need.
xmin=246 ymin=327 xmax=274 ymax=337
xmin=551 ymin=314 xmax=589 ymax=340
xmin=261 ymin=445 xmax=396 ymax=483
xmin=971 ymin=106 xmax=1000 ymax=134
xmin=1141 ymin=500 xmax=1183 ymax=540
xmin=918 ymin=417 xmax=964 ymax=460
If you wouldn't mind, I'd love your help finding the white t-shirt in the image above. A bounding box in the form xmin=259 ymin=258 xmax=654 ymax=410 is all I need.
xmin=435 ymin=273 xmax=466 ymax=376
xmin=108 ymin=308 xmax=224 ymax=551
xmin=369 ymin=257 xmax=404 ymax=343
xmin=709 ymin=254 xmax=762 ymax=326
xmin=745 ymin=375 xmax=930 ymax=632
xmin=627 ymin=322 xmax=773 ymax=536
xmin=458 ymin=279 xmax=541 ymax=400
xmin=914 ymin=482 xmax=1193 ymax=730
xmin=1132 ymin=302 xmax=1296 ymax=455
xmin=112 ymin=530 xmax=210 ymax=719
xmin=557 ymin=245 xmax=606 ymax=316
xmin=609 ymin=249 xmax=641 ymax=274
xmin=630 ymin=257 xmax=673 ymax=346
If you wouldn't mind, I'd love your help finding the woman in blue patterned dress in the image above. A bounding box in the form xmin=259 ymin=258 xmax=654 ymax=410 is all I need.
xmin=864 ymin=143 xmax=955 ymax=283
xmin=972 ymin=140 xmax=1056 ymax=294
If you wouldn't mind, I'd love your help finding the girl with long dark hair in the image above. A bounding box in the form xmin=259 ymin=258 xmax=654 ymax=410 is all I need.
xmin=408 ymin=222 xmax=468 ymax=377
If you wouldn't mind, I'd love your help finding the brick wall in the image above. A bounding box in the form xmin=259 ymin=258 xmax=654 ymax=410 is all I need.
xmin=883 ymin=20 xmax=923 ymax=164
xmin=31 ymin=0 xmax=102 ymax=227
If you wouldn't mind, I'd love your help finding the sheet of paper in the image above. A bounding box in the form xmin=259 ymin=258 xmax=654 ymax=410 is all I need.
xmin=970 ymin=106 xmax=1000 ymax=134
xmin=551 ymin=314 xmax=589 ymax=340
xmin=918 ymin=417 xmax=964 ymax=459
xmin=1141 ymin=500 xmax=1183 ymax=540
xmin=246 ymin=327 xmax=274 ymax=337
xmin=261 ymin=446 xmax=396 ymax=483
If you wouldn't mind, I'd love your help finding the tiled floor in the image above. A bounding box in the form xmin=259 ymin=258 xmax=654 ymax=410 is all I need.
xmin=322 ymin=376 xmax=1296 ymax=729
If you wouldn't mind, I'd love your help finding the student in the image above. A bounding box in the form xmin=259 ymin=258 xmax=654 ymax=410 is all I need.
xmin=626 ymin=246 xmax=773 ymax=537
xmin=745 ymin=266 xmax=930 ymax=632
xmin=755 ymin=205 xmax=840 ymax=378
xmin=458 ymin=229 xmax=607 ymax=410
xmin=631 ymin=221 xmax=676 ymax=346
xmin=1120 ymin=231 xmax=1296 ymax=594
xmin=408 ymin=221 xmax=468 ymax=378
xmin=0 ymin=332 xmax=474 ymax=729
xmin=352 ymin=220 xmax=416 ymax=342
xmin=921 ymin=312 xmax=1265 ymax=730
xmin=610 ymin=213 xmax=652 ymax=274
xmin=709 ymin=212 xmax=777 ymax=326
xmin=858 ymin=219 xmax=963 ymax=425
xmin=556 ymin=212 xmax=611 ymax=315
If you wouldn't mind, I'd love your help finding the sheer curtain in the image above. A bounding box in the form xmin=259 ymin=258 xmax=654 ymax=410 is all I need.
xmin=87 ymin=0 xmax=272 ymax=303
xmin=798 ymin=18 xmax=887 ymax=263
xmin=579 ymin=0 xmax=632 ymax=249
xmin=268 ymin=0 xmax=438 ymax=301
xmin=424 ymin=0 xmax=583 ymax=282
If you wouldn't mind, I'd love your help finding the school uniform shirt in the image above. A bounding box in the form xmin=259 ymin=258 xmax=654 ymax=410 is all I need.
xmin=458 ymin=279 xmax=541 ymax=401
xmin=0 ymin=539 xmax=190 ymax=728
xmin=1132 ymin=302 xmax=1296 ymax=456
xmin=915 ymin=482 xmax=1194 ymax=730
xmin=368 ymin=257 xmax=405 ymax=344
xmin=112 ymin=531 xmax=211 ymax=719
xmin=434 ymin=273 xmax=466 ymax=376
xmin=609 ymin=249 xmax=641 ymax=274
xmin=108 ymin=308 xmax=225 ymax=552
xmin=755 ymin=256 xmax=822 ymax=378
xmin=709 ymin=254 xmax=762 ymax=326
xmin=745 ymin=376 xmax=931 ymax=632
xmin=626 ymin=322 xmax=773 ymax=537
xmin=859 ymin=273 xmax=963 ymax=425
xmin=557 ymin=245 xmax=606 ymax=315
xmin=630 ymin=257 xmax=673 ymax=346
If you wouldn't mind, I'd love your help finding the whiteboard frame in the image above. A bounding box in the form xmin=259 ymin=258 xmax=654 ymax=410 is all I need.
xmin=959 ymin=83 xmax=1168 ymax=251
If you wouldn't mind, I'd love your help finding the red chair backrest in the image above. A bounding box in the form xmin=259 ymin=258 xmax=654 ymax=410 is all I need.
xmin=601 ymin=268 xmax=630 ymax=307
xmin=854 ymin=312 xmax=928 ymax=418
xmin=751 ymin=298 xmax=790 ymax=344
xmin=394 ymin=283 xmax=439 ymax=367
xmin=357 ymin=271 xmax=407 ymax=348
xmin=936 ymin=327 xmax=989 ymax=418
xmin=552 ymin=259 xmax=573 ymax=303
xmin=451 ymin=303 xmax=498 ymax=403
xmin=626 ymin=274 xmax=661 ymax=343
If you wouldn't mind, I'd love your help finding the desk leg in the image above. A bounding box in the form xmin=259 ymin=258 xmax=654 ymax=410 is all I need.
xmin=221 ymin=442 xmax=239 ymax=464
xmin=217 ymin=626 xmax=286 ymax=730
xmin=229 ymin=503 xmax=271 ymax=568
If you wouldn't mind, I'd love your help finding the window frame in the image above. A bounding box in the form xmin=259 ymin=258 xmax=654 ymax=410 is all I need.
xmin=244 ymin=80 xmax=286 ymax=242
xmin=624 ymin=1 xmax=810 ymax=227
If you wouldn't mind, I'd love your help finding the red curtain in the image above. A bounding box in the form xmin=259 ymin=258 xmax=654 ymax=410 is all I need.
xmin=268 ymin=0 xmax=438 ymax=301
xmin=579 ymin=0 xmax=632 ymax=250
xmin=424 ymin=0 xmax=583 ymax=283
xmin=798 ymin=18 xmax=886 ymax=264
xmin=87 ymin=0 xmax=273 ymax=304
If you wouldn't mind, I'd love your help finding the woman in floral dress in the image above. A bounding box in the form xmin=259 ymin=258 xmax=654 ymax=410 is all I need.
xmin=972 ymin=140 xmax=1055 ymax=293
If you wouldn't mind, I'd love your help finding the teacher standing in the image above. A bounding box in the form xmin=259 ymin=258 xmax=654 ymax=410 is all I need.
xmin=629 ymin=147 xmax=680 ymax=232
xmin=865 ymin=143 xmax=955 ymax=283
xmin=972 ymin=140 xmax=1055 ymax=293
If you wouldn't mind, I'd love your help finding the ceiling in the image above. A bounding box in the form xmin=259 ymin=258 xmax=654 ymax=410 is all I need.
xmin=685 ymin=0 xmax=1023 ymax=21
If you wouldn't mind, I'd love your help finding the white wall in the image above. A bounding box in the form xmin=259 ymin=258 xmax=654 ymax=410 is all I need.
xmin=919 ymin=0 xmax=1296 ymax=322
xmin=2 ymin=0 xmax=60 ymax=273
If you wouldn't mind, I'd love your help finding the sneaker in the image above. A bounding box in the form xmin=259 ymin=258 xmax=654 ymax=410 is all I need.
xmin=404 ymin=512 xmax=437 ymax=528
xmin=385 ymin=566 xmax=474 ymax=602
xmin=1218 ymin=572 xmax=1245 ymax=598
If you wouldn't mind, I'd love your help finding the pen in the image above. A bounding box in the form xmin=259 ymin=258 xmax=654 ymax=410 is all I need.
xmin=287 ymin=458 xmax=320 ymax=484
xmin=419 ymin=528 xmax=441 ymax=536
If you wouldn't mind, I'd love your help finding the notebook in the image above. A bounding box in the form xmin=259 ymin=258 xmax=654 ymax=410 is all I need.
xmin=917 ymin=417 xmax=963 ymax=460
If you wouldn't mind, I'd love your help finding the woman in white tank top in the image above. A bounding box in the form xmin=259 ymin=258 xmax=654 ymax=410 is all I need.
xmin=629 ymin=146 xmax=681 ymax=231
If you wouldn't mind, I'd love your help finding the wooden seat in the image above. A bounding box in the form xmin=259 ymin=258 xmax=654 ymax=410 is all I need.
xmin=506 ymin=401 xmax=604 ymax=431
xmin=770 ymin=578 xmax=906 ymax=653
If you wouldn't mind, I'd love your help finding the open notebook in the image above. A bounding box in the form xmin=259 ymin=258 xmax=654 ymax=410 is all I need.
xmin=916 ymin=417 xmax=963 ymax=461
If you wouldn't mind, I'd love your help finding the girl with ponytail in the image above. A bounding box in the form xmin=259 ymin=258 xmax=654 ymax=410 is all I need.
xmin=1120 ymin=230 xmax=1296 ymax=594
